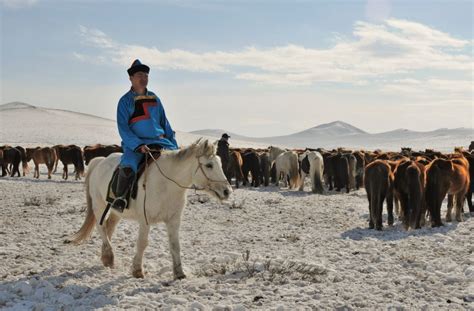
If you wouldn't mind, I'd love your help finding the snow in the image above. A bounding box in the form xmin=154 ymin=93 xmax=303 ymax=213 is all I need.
xmin=0 ymin=102 xmax=473 ymax=309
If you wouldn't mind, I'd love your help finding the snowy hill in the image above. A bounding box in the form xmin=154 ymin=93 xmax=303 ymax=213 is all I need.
xmin=0 ymin=102 xmax=266 ymax=148
xmin=290 ymin=121 xmax=367 ymax=137
xmin=193 ymin=122 xmax=473 ymax=152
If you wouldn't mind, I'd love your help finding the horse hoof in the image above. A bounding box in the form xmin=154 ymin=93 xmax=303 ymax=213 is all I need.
xmin=101 ymin=254 xmax=114 ymax=268
xmin=132 ymin=269 xmax=145 ymax=278
xmin=174 ymin=273 xmax=186 ymax=280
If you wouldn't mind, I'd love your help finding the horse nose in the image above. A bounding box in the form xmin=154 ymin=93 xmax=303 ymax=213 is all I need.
xmin=223 ymin=189 xmax=230 ymax=197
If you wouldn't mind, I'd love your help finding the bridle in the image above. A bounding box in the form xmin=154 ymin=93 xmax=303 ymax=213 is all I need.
xmin=145 ymin=151 xmax=228 ymax=191
xmin=141 ymin=151 xmax=228 ymax=225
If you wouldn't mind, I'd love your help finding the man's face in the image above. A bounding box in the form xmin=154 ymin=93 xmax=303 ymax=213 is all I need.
xmin=130 ymin=71 xmax=148 ymax=90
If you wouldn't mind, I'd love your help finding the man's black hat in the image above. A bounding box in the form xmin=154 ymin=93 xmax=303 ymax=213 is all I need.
xmin=222 ymin=133 xmax=230 ymax=139
xmin=127 ymin=59 xmax=150 ymax=76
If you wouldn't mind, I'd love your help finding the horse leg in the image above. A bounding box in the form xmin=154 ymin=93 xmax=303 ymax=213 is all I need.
xmin=446 ymin=194 xmax=453 ymax=222
xmin=106 ymin=213 xmax=121 ymax=239
xmin=375 ymin=194 xmax=384 ymax=231
xmin=394 ymin=196 xmax=401 ymax=220
xmin=465 ymin=189 xmax=473 ymax=213
xmin=386 ymin=189 xmax=394 ymax=226
xmin=400 ymin=193 xmax=410 ymax=230
xmin=132 ymin=223 xmax=150 ymax=278
xmin=235 ymin=169 xmax=239 ymax=188
xmin=299 ymin=172 xmax=306 ymax=191
xmin=419 ymin=196 xmax=427 ymax=227
xmin=166 ymin=219 xmax=186 ymax=280
xmin=455 ymin=193 xmax=464 ymax=222
xmin=47 ymin=164 xmax=52 ymax=179
xmin=96 ymin=219 xmax=115 ymax=268
xmin=63 ymin=164 xmax=67 ymax=180
xmin=367 ymin=192 xmax=374 ymax=229
xmin=35 ymin=163 xmax=39 ymax=178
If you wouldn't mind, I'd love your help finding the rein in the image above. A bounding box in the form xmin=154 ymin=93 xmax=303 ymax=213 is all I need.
xmin=141 ymin=150 xmax=228 ymax=225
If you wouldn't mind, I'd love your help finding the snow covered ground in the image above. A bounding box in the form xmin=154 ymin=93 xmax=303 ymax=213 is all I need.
xmin=0 ymin=103 xmax=473 ymax=310
xmin=0 ymin=166 xmax=473 ymax=310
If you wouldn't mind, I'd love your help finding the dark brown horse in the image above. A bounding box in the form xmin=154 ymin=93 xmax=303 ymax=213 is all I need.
xmin=364 ymin=160 xmax=394 ymax=230
xmin=54 ymin=145 xmax=85 ymax=180
xmin=334 ymin=153 xmax=350 ymax=193
xmin=0 ymin=146 xmax=21 ymax=177
xmin=242 ymin=149 xmax=261 ymax=187
xmin=353 ymin=151 xmax=365 ymax=190
xmin=393 ymin=159 xmax=426 ymax=230
xmin=26 ymin=147 xmax=57 ymax=179
xmin=14 ymin=146 xmax=29 ymax=176
xmin=425 ymin=155 xmax=470 ymax=226
xmin=259 ymin=152 xmax=271 ymax=187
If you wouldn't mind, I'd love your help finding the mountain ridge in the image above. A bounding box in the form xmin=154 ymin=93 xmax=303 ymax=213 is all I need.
xmin=2 ymin=101 xmax=472 ymax=151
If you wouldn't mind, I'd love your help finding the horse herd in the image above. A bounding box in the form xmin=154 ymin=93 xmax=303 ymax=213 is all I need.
xmin=1 ymin=142 xmax=473 ymax=231
xmin=220 ymin=144 xmax=473 ymax=230
xmin=0 ymin=144 xmax=121 ymax=180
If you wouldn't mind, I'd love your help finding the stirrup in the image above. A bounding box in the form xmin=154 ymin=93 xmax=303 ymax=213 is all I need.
xmin=110 ymin=197 xmax=127 ymax=212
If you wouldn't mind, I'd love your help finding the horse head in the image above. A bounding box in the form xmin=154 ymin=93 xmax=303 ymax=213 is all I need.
xmin=192 ymin=139 xmax=232 ymax=201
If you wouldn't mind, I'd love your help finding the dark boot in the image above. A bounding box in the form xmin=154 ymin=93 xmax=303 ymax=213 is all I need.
xmin=111 ymin=167 xmax=135 ymax=212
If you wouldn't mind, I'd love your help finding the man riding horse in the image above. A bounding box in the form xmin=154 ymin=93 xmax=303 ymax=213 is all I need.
xmin=112 ymin=59 xmax=178 ymax=212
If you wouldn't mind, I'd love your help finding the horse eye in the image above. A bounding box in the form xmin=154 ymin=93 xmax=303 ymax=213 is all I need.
xmin=205 ymin=163 xmax=213 ymax=169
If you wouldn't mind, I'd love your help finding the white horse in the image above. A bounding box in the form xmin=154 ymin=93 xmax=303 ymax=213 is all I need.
xmin=274 ymin=151 xmax=300 ymax=189
xmin=268 ymin=146 xmax=286 ymax=163
xmin=71 ymin=139 xmax=232 ymax=280
xmin=298 ymin=151 xmax=325 ymax=194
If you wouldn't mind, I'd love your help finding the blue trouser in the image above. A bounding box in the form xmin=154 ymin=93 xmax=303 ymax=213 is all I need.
xmin=119 ymin=146 xmax=145 ymax=173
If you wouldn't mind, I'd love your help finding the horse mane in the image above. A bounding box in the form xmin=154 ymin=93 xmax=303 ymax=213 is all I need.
xmin=166 ymin=139 xmax=216 ymax=162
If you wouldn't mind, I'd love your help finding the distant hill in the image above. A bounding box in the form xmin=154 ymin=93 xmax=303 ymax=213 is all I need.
xmin=0 ymin=101 xmax=37 ymax=110
xmin=290 ymin=121 xmax=367 ymax=137
xmin=2 ymin=102 xmax=472 ymax=151
xmin=0 ymin=102 xmax=266 ymax=148
xmin=191 ymin=121 xmax=473 ymax=152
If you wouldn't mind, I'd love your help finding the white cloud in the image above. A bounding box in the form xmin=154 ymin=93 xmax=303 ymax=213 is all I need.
xmin=0 ymin=0 xmax=37 ymax=9
xmin=75 ymin=19 xmax=472 ymax=91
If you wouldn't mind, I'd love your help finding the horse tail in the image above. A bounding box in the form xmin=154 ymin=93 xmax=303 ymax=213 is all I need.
xmin=45 ymin=149 xmax=55 ymax=171
xmin=406 ymin=165 xmax=422 ymax=228
xmin=289 ymin=154 xmax=300 ymax=189
xmin=311 ymin=157 xmax=324 ymax=194
xmin=75 ymin=148 xmax=85 ymax=177
xmin=369 ymin=175 xmax=383 ymax=227
xmin=70 ymin=158 xmax=100 ymax=244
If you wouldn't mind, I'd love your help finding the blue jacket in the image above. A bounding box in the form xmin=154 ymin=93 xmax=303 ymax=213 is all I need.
xmin=117 ymin=89 xmax=178 ymax=151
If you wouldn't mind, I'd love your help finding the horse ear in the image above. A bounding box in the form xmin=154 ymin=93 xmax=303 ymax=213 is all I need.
xmin=194 ymin=137 xmax=203 ymax=146
xmin=198 ymin=139 xmax=209 ymax=156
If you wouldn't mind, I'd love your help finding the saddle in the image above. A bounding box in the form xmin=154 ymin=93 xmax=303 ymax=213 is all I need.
xmin=101 ymin=147 xmax=162 ymax=225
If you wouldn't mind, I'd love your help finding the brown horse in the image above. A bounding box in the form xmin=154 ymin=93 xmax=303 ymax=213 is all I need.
xmin=425 ymin=155 xmax=470 ymax=226
xmin=26 ymin=147 xmax=57 ymax=179
xmin=83 ymin=144 xmax=122 ymax=165
xmin=364 ymin=160 xmax=394 ymax=230
xmin=55 ymin=145 xmax=85 ymax=180
xmin=227 ymin=150 xmax=244 ymax=188
xmin=393 ymin=159 xmax=426 ymax=230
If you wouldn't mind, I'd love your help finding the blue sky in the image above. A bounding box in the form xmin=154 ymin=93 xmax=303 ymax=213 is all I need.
xmin=1 ymin=0 xmax=472 ymax=136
